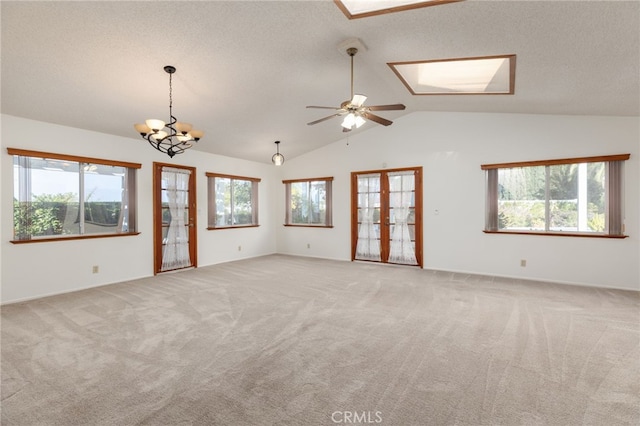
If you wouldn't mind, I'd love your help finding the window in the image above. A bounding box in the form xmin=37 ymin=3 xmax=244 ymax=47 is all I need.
xmin=283 ymin=177 xmax=333 ymax=227
xmin=482 ymin=154 xmax=630 ymax=237
xmin=335 ymin=0 xmax=462 ymax=20
xmin=206 ymin=173 xmax=260 ymax=229
xmin=388 ymin=54 xmax=516 ymax=95
xmin=9 ymin=148 xmax=140 ymax=242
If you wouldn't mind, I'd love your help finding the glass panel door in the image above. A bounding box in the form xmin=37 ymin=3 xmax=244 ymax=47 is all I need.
xmin=387 ymin=171 xmax=418 ymax=265
xmin=351 ymin=167 xmax=422 ymax=267
xmin=355 ymin=173 xmax=382 ymax=261
xmin=153 ymin=163 xmax=197 ymax=274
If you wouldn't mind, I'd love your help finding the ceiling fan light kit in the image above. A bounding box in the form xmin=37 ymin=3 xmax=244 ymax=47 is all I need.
xmin=134 ymin=65 xmax=204 ymax=158
xmin=307 ymin=42 xmax=406 ymax=132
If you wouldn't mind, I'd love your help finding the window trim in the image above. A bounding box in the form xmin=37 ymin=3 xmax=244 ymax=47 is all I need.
xmin=206 ymin=172 xmax=261 ymax=230
xmin=388 ymin=54 xmax=516 ymax=96
xmin=480 ymin=154 xmax=630 ymax=170
xmin=481 ymin=154 xmax=630 ymax=239
xmin=7 ymin=148 xmax=142 ymax=170
xmin=8 ymin=148 xmax=141 ymax=244
xmin=9 ymin=232 xmax=141 ymax=244
xmin=283 ymin=176 xmax=334 ymax=228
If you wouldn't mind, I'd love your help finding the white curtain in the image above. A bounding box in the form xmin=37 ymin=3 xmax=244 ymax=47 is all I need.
xmin=117 ymin=169 xmax=130 ymax=233
xmin=388 ymin=171 xmax=417 ymax=265
xmin=161 ymin=167 xmax=191 ymax=271
xmin=355 ymin=174 xmax=381 ymax=261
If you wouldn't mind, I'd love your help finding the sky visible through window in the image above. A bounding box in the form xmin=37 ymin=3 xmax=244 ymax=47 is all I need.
xmin=14 ymin=165 xmax=123 ymax=202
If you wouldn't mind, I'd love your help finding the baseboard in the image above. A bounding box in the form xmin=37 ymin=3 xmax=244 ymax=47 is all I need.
xmin=3 ymin=253 xmax=636 ymax=305
xmin=422 ymin=266 xmax=639 ymax=293
xmin=1 ymin=274 xmax=153 ymax=306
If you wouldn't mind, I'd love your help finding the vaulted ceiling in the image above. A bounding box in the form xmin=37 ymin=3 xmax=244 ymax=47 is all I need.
xmin=2 ymin=1 xmax=638 ymax=163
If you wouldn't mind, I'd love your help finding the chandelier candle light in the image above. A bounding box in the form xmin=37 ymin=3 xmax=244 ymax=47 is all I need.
xmin=134 ymin=65 xmax=204 ymax=158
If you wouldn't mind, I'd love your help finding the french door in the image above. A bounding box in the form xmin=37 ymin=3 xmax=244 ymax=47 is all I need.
xmin=153 ymin=162 xmax=197 ymax=274
xmin=351 ymin=167 xmax=422 ymax=267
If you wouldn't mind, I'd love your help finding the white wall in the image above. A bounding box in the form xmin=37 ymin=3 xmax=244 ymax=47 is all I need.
xmin=1 ymin=115 xmax=278 ymax=303
xmin=277 ymin=112 xmax=640 ymax=291
xmin=2 ymin=112 xmax=638 ymax=304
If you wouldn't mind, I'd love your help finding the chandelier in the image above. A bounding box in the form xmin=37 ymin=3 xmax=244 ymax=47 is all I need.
xmin=134 ymin=65 xmax=204 ymax=158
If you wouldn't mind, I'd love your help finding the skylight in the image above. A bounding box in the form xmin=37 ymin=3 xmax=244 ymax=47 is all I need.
xmin=388 ymin=55 xmax=516 ymax=95
xmin=335 ymin=0 xmax=462 ymax=19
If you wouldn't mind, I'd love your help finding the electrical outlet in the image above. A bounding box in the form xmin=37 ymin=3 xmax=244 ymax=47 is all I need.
xmin=238 ymin=245 xmax=242 ymax=251
xmin=92 ymin=265 xmax=99 ymax=274
xmin=307 ymin=243 xmax=311 ymax=249
xmin=520 ymin=259 xmax=527 ymax=267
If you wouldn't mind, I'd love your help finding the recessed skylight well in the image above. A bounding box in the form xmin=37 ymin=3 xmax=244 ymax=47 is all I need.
xmin=335 ymin=0 xmax=463 ymax=19
xmin=389 ymin=55 xmax=516 ymax=95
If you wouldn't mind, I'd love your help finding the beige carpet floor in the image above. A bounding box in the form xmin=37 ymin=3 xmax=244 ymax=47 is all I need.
xmin=1 ymin=254 xmax=639 ymax=425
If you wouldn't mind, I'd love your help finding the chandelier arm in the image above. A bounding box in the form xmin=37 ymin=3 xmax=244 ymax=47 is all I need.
xmin=166 ymin=114 xmax=178 ymax=136
xmin=145 ymin=135 xmax=185 ymax=158
xmin=146 ymin=137 xmax=165 ymax=154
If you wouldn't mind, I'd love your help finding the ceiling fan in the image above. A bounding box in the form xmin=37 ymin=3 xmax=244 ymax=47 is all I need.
xmin=307 ymin=47 xmax=406 ymax=132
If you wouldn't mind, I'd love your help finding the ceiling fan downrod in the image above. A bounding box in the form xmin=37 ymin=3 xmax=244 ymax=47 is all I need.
xmin=347 ymin=47 xmax=358 ymax=101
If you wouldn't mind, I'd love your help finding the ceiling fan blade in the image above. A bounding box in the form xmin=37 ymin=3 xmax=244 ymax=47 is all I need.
xmin=351 ymin=94 xmax=367 ymax=108
xmin=306 ymin=105 xmax=341 ymax=110
xmin=367 ymin=104 xmax=406 ymax=111
xmin=364 ymin=112 xmax=393 ymax=126
xmin=307 ymin=113 xmax=342 ymax=126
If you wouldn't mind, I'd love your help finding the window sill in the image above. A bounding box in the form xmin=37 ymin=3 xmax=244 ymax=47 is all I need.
xmin=207 ymin=225 xmax=260 ymax=230
xmin=284 ymin=224 xmax=334 ymax=228
xmin=10 ymin=232 xmax=141 ymax=244
xmin=483 ymin=230 xmax=628 ymax=239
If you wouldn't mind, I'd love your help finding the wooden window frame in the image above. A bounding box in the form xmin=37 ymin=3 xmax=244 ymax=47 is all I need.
xmin=283 ymin=176 xmax=334 ymax=228
xmin=334 ymin=0 xmax=462 ymax=20
xmin=388 ymin=54 xmax=516 ymax=96
xmin=481 ymin=154 xmax=630 ymax=239
xmin=8 ymin=148 xmax=141 ymax=244
xmin=206 ymin=172 xmax=261 ymax=230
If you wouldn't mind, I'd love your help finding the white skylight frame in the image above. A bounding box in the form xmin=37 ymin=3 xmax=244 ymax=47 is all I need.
xmin=334 ymin=0 xmax=463 ymax=19
xmin=388 ymin=55 xmax=517 ymax=95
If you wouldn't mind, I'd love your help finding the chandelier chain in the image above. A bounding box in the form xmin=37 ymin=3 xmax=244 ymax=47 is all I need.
xmin=168 ymin=71 xmax=173 ymax=118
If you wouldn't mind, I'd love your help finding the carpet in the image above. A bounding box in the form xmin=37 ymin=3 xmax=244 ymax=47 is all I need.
xmin=2 ymin=254 xmax=639 ymax=425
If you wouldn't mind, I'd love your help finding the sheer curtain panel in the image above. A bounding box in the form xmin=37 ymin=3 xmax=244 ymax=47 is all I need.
xmin=388 ymin=171 xmax=417 ymax=265
xmin=161 ymin=167 xmax=192 ymax=271
xmin=355 ymin=173 xmax=381 ymax=261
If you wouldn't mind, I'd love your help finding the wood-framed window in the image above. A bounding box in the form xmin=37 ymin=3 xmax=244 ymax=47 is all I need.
xmin=482 ymin=154 xmax=630 ymax=238
xmin=206 ymin=173 xmax=260 ymax=229
xmin=334 ymin=0 xmax=462 ymax=20
xmin=283 ymin=177 xmax=333 ymax=227
xmin=8 ymin=148 xmax=141 ymax=243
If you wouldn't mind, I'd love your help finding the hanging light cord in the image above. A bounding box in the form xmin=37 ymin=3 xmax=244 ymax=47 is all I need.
xmin=168 ymin=70 xmax=173 ymax=123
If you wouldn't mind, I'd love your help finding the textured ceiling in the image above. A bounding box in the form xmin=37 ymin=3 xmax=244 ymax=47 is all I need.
xmin=2 ymin=1 xmax=639 ymax=163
